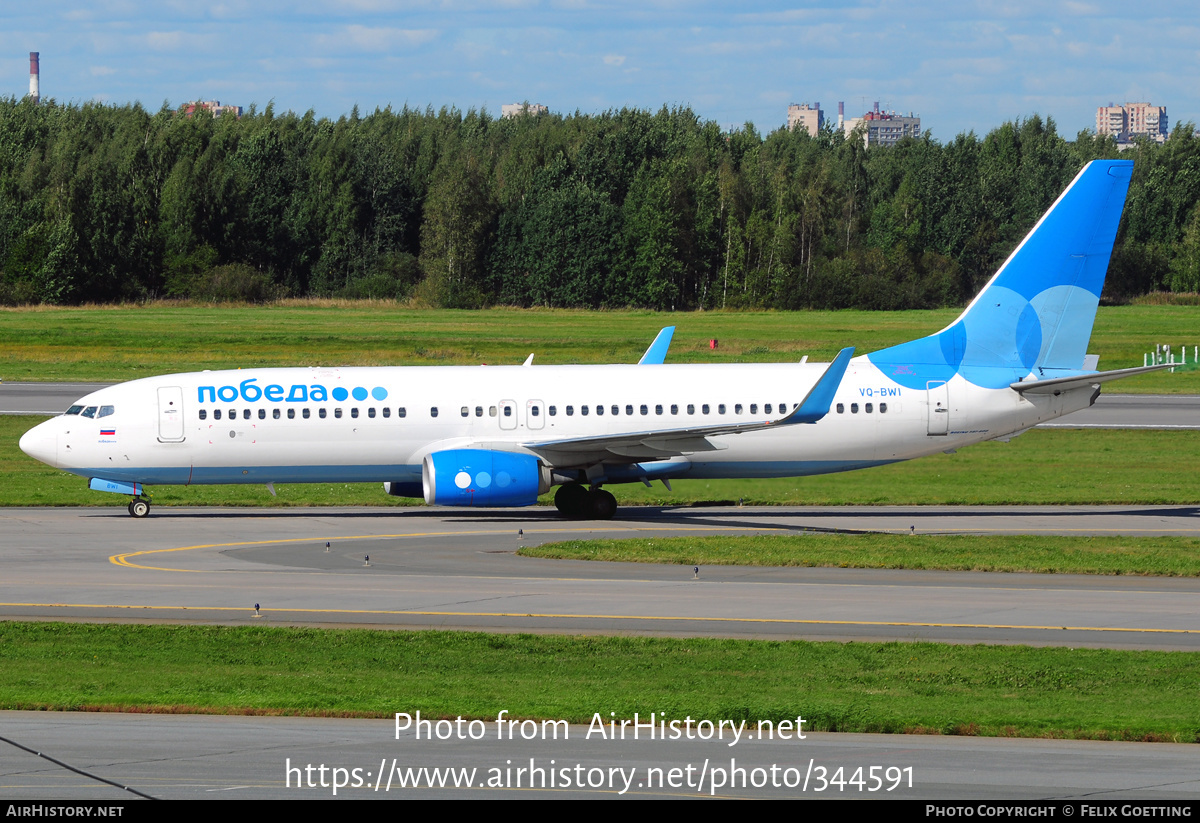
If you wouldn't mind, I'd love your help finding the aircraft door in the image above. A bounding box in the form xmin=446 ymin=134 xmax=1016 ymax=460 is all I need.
xmin=926 ymin=381 xmax=949 ymax=436
xmin=526 ymin=400 xmax=545 ymax=430
xmin=158 ymin=386 xmax=186 ymax=442
xmin=498 ymin=400 xmax=518 ymax=430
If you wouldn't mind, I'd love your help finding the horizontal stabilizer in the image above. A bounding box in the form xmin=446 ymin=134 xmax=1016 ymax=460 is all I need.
xmin=1011 ymin=363 xmax=1175 ymax=395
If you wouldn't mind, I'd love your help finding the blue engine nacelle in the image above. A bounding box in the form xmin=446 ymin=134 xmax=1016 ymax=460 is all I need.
xmin=422 ymin=450 xmax=550 ymax=507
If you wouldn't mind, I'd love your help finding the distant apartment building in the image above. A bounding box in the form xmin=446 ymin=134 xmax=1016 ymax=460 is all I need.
xmin=181 ymin=100 xmax=243 ymax=118
xmin=501 ymin=103 xmax=548 ymax=118
xmin=844 ymin=103 xmax=920 ymax=147
xmin=1096 ymin=102 xmax=1168 ymax=145
xmin=787 ymin=103 xmax=823 ymax=137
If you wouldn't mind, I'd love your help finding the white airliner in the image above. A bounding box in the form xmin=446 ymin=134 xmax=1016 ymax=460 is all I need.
xmin=20 ymin=159 xmax=1166 ymax=519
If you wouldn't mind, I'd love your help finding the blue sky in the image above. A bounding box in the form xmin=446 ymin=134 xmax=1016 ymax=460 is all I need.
xmin=2 ymin=1 xmax=1196 ymax=140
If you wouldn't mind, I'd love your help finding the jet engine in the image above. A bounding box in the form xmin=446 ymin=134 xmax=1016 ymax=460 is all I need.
xmin=422 ymin=450 xmax=550 ymax=507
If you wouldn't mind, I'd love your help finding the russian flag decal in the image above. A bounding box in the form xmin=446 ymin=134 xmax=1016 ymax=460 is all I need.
xmin=100 ymin=428 xmax=116 ymax=436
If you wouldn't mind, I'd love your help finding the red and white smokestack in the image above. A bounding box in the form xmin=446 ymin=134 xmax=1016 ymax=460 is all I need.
xmin=29 ymin=52 xmax=39 ymax=104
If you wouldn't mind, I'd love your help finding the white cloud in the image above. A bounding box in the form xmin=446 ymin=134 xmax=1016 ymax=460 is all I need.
xmin=318 ymin=25 xmax=439 ymax=51
xmin=603 ymin=54 xmax=625 ymax=66
xmin=146 ymin=31 xmax=184 ymax=50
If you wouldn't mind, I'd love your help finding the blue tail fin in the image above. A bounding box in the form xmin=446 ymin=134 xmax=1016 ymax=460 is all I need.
xmin=869 ymin=159 xmax=1133 ymax=389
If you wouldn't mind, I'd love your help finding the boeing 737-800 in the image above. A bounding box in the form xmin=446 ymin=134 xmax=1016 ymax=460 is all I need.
xmin=19 ymin=159 xmax=1166 ymax=519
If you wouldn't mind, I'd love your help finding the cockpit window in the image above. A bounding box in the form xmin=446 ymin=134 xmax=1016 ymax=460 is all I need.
xmin=81 ymin=406 xmax=98 ymax=418
xmin=65 ymin=405 xmax=83 ymax=416
xmin=98 ymin=405 xmax=115 ymax=418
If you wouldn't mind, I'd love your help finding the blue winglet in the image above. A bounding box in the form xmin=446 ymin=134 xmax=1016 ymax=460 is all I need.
xmin=637 ymin=326 xmax=676 ymax=365
xmin=782 ymin=347 xmax=855 ymax=424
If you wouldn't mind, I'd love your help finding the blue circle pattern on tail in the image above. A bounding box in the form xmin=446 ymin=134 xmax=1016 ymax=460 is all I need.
xmin=868 ymin=160 xmax=1133 ymax=390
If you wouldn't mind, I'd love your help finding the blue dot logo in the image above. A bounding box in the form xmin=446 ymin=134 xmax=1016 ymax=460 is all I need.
xmin=332 ymin=387 xmax=349 ymax=402
xmin=352 ymin=387 xmax=368 ymax=401
xmin=372 ymin=387 xmax=388 ymax=401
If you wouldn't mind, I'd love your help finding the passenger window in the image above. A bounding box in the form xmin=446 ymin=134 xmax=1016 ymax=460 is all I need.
xmin=351 ymin=408 xmax=359 ymax=419
xmin=199 ymin=409 xmax=207 ymax=420
xmin=611 ymin=405 xmax=619 ymax=416
xmin=702 ymin=404 xmax=710 ymax=414
xmin=461 ymin=406 xmax=469 ymax=417
xmin=531 ymin=406 xmax=540 ymax=417
xmin=368 ymin=408 xmax=376 ymax=418
xmin=655 ymin=405 xmax=663 ymax=415
xmin=734 ymin=404 xmax=742 ymax=414
xmin=99 ymin=405 xmax=115 ymax=418
xmin=687 ymin=404 xmax=695 ymax=415
xmin=593 ymin=405 xmax=601 ymax=416
xmin=259 ymin=409 xmax=266 ymax=420
xmin=581 ymin=405 xmax=589 ymax=416
xmin=851 ymin=403 xmax=859 ymax=414
xmin=750 ymin=404 xmax=757 ymax=415
xmin=319 ymin=408 xmax=327 ymax=419
xmin=671 ymin=404 xmax=678 ymax=415
xmin=273 ymin=409 xmax=280 ymax=419
xmin=865 ymin=403 xmax=873 ymax=413
xmin=303 ymin=408 xmax=311 ymax=419
xmin=430 ymin=407 xmax=438 ymax=418
xmin=625 ymin=405 xmax=633 ymax=416
xmin=765 ymin=404 xmax=772 ymax=414
xmin=488 ymin=406 xmax=495 ymax=417
xmin=475 ymin=406 xmax=483 ymax=417
xmin=836 ymin=403 xmax=844 ymax=414
xmin=381 ymin=407 xmax=390 ymax=418
xmin=214 ymin=409 xmax=222 ymax=420
xmin=880 ymin=403 xmax=888 ymax=413
xmin=503 ymin=406 xmax=511 ymax=417
xmin=287 ymin=408 xmax=296 ymax=419
xmin=566 ymin=406 xmax=574 ymax=416
xmin=334 ymin=408 xmax=343 ymax=418
xmin=718 ymin=404 xmax=726 ymax=414
xmin=640 ymin=405 xmax=648 ymax=415
xmin=548 ymin=406 xmax=556 ymax=416
xmin=81 ymin=406 xmax=97 ymax=418
xmin=398 ymin=407 xmax=407 ymax=418
xmin=229 ymin=408 xmax=236 ymax=419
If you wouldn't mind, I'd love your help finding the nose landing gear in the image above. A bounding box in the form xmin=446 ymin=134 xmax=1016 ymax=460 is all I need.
xmin=553 ymin=483 xmax=617 ymax=520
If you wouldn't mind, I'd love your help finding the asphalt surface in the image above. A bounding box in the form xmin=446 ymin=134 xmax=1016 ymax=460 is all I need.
xmin=3 ymin=711 xmax=1198 ymax=800
xmin=3 ymin=505 xmax=1200 ymax=649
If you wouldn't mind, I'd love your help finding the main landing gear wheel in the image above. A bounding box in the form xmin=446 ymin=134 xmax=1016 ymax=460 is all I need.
xmin=554 ymin=483 xmax=617 ymax=520
xmin=128 ymin=499 xmax=150 ymax=518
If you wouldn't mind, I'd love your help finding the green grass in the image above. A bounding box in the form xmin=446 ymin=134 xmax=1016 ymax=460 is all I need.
xmin=5 ymin=415 xmax=1198 ymax=508
xmin=522 ymin=534 xmax=1200 ymax=576
xmin=0 ymin=622 xmax=1195 ymax=742
xmin=1 ymin=302 xmax=1197 ymax=392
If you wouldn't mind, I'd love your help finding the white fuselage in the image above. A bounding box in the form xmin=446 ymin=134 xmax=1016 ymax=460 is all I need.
xmin=20 ymin=356 xmax=1094 ymax=491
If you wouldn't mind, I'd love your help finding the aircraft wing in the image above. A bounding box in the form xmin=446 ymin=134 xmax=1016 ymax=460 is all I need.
xmin=1010 ymin=362 xmax=1175 ymax=395
xmin=523 ymin=347 xmax=854 ymax=464
xmin=637 ymin=326 xmax=676 ymax=364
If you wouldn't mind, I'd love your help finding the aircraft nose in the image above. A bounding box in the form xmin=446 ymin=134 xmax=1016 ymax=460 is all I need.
xmin=19 ymin=420 xmax=58 ymax=468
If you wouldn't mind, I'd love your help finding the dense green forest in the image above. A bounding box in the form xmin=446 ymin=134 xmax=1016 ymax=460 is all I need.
xmin=1 ymin=97 xmax=1199 ymax=308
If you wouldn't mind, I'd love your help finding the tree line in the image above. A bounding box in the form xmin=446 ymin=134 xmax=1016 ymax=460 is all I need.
xmin=1 ymin=96 xmax=1198 ymax=308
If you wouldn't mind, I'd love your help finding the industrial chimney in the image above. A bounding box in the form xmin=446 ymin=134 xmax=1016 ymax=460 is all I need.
xmin=28 ymin=52 xmax=39 ymax=104
xmin=838 ymin=101 xmax=844 ymax=130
